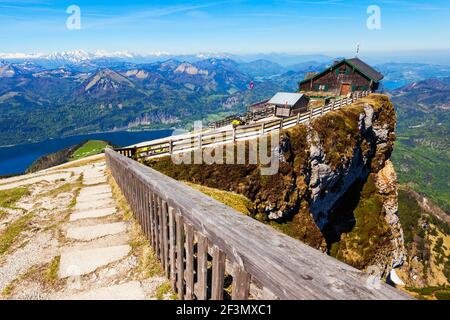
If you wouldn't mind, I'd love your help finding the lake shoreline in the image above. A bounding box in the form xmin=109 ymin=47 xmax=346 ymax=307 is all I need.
xmin=0 ymin=129 xmax=173 ymax=176
xmin=0 ymin=127 xmax=177 ymax=149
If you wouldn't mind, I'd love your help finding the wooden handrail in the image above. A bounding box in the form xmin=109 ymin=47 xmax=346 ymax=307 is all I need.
xmin=116 ymin=91 xmax=371 ymax=161
xmin=105 ymin=147 xmax=411 ymax=300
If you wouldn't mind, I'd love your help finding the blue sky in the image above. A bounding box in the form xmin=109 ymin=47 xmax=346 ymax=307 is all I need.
xmin=1 ymin=0 xmax=449 ymax=55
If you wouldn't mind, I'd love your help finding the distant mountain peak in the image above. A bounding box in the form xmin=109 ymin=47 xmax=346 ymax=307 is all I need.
xmin=174 ymin=62 xmax=208 ymax=75
xmin=84 ymin=68 xmax=135 ymax=92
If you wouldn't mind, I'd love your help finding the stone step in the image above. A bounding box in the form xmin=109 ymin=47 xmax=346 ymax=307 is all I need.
xmin=70 ymin=207 xmax=116 ymax=221
xmin=83 ymin=173 xmax=105 ymax=179
xmin=78 ymin=185 xmax=112 ymax=197
xmin=74 ymin=197 xmax=114 ymax=211
xmin=65 ymin=281 xmax=145 ymax=300
xmin=66 ymin=222 xmax=127 ymax=241
xmin=84 ymin=177 xmax=107 ymax=186
xmin=76 ymin=192 xmax=113 ymax=204
xmin=58 ymin=245 xmax=131 ymax=278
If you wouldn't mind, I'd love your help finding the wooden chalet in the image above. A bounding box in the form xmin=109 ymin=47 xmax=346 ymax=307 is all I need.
xmin=299 ymin=57 xmax=383 ymax=96
xmin=267 ymin=92 xmax=309 ymax=117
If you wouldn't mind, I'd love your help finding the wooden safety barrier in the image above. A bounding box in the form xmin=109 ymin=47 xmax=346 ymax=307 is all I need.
xmin=116 ymin=91 xmax=370 ymax=161
xmin=105 ymin=148 xmax=411 ymax=300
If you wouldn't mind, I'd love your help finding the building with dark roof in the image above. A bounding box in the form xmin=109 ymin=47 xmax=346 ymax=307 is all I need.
xmin=299 ymin=57 xmax=384 ymax=96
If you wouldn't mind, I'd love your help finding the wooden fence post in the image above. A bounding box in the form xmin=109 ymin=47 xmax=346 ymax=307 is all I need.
xmin=196 ymin=234 xmax=208 ymax=300
xmin=296 ymin=112 xmax=301 ymax=124
xmin=260 ymin=122 xmax=265 ymax=136
xmin=232 ymin=265 xmax=251 ymax=300
xmin=168 ymin=207 xmax=176 ymax=291
xmin=184 ymin=223 xmax=194 ymax=300
xmin=211 ymin=245 xmax=226 ymax=300
xmin=169 ymin=140 xmax=173 ymax=155
xmin=176 ymin=213 xmax=185 ymax=300
xmin=198 ymin=133 xmax=202 ymax=151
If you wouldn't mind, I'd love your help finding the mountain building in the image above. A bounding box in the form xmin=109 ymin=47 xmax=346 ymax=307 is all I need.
xmin=267 ymin=92 xmax=309 ymax=117
xmin=299 ymin=57 xmax=384 ymax=96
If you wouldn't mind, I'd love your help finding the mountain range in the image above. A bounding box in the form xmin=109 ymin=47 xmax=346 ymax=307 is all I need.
xmin=390 ymin=77 xmax=450 ymax=213
xmin=2 ymin=51 xmax=450 ymax=148
xmin=0 ymin=56 xmax=310 ymax=145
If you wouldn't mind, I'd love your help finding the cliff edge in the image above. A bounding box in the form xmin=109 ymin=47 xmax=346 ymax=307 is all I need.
xmin=147 ymin=94 xmax=405 ymax=278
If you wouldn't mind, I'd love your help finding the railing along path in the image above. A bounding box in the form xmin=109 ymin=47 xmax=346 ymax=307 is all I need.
xmin=105 ymin=148 xmax=411 ymax=300
xmin=116 ymin=91 xmax=370 ymax=160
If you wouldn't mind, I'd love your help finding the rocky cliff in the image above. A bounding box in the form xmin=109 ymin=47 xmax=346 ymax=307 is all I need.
xmin=146 ymin=94 xmax=405 ymax=278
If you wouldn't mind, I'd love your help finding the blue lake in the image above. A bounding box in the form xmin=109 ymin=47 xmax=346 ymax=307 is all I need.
xmin=0 ymin=130 xmax=173 ymax=177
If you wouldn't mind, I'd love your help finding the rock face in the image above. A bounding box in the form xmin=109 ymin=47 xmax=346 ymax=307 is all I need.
xmin=147 ymin=94 xmax=405 ymax=276
xmin=375 ymin=161 xmax=406 ymax=270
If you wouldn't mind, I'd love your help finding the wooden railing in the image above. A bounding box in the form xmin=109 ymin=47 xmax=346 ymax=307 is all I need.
xmin=208 ymin=105 xmax=276 ymax=129
xmin=105 ymin=148 xmax=411 ymax=300
xmin=116 ymin=91 xmax=370 ymax=161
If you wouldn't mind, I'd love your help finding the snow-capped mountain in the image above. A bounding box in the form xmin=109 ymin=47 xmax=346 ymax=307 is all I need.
xmin=0 ymin=50 xmax=238 ymax=69
xmin=0 ymin=50 xmax=169 ymax=63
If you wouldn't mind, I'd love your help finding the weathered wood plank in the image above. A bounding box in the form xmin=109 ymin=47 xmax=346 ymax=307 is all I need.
xmin=211 ymin=245 xmax=226 ymax=300
xmin=184 ymin=223 xmax=195 ymax=300
xmin=232 ymin=265 xmax=251 ymax=300
xmin=142 ymin=187 xmax=149 ymax=238
xmin=161 ymin=200 xmax=170 ymax=278
xmin=106 ymin=148 xmax=411 ymax=300
xmin=176 ymin=212 xmax=185 ymax=300
xmin=148 ymin=191 xmax=155 ymax=247
xmin=196 ymin=234 xmax=208 ymax=300
xmin=157 ymin=197 xmax=164 ymax=265
xmin=168 ymin=207 xmax=177 ymax=291
xmin=153 ymin=192 xmax=160 ymax=259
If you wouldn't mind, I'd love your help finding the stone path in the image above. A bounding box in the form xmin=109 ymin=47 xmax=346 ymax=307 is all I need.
xmin=0 ymin=158 xmax=167 ymax=300
xmin=66 ymin=281 xmax=146 ymax=300
xmin=57 ymin=163 xmax=146 ymax=300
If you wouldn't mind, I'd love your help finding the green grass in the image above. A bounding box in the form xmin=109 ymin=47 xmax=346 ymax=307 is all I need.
xmin=329 ymin=175 xmax=391 ymax=269
xmin=45 ymin=256 xmax=61 ymax=285
xmin=393 ymin=141 xmax=450 ymax=213
xmin=184 ymin=182 xmax=253 ymax=215
xmin=397 ymin=189 xmax=425 ymax=245
xmin=392 ymin=108 xmax=450 ymax=213
xmin=155 ymin=281 xmax=177 ymax=300
xmin=406 ymin=286 xmax=450 ymax=300
xmin=70 ymin=140 xmax=109 ymax=161
xmin=0 ymin=213 xmax=34 ymax=255
xmin=0 ymin=187 xmax=29 ymax=209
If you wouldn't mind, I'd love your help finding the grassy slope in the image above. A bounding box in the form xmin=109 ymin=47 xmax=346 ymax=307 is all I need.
xmin=397 ymin=188 xmax=450 ymax=297
xmin=393 ymin=141 xmax=450 ymax=213
xmin=0 ymin=187 xmax=29 ymax=209
xmin=0 ymin=186 xmax=31 ymax=254
xmin=26 ymin=140 xmax=110 ymax=173
xmin=70 ymin=140 xmax=109 ymax=161
xmin=184 ymin=182 xmax=253 ymax=215
xmin=392 ymin=107 xmax=450 ymax=213
xmin=329 ymin=175 xmax=391 ymax=269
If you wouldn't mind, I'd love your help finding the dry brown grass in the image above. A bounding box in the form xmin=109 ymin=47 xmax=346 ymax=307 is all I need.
xmin=106 ymin=170 xmax=164 ymax=279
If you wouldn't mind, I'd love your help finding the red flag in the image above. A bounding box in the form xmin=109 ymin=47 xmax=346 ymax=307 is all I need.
xmin=249 ymin=81 xmax=254 ymax=90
